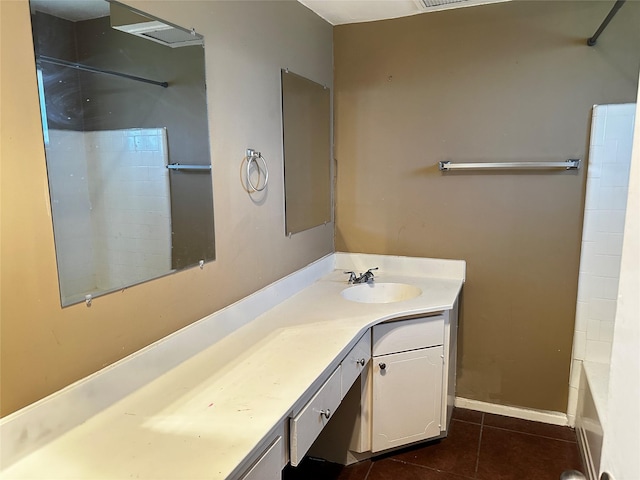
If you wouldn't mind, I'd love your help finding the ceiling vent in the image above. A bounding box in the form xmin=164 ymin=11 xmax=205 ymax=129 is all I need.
xmin=416 ymin=0 xmax=469 ymax=8
xmin=414 ymin=0 xmax=509 ymax=12
xmin=110 ymin=3 xmax=203 ymax=48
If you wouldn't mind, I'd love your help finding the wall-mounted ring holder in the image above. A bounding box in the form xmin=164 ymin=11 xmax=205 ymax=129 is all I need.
xmin=246 ymin=148 xmax=269 ymax=192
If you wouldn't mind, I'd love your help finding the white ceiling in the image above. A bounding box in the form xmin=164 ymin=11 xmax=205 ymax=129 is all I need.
xmin=29 ymin=0 xmax=109 ymax=22
xmin=297 ymin=0 xmax=511 ymax=25
xmin=29 ymin=0 xmax=510 ymax=25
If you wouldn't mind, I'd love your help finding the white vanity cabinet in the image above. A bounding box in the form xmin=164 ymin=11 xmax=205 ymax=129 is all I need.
xmin=371 ymin=315 xmax=446 ymax=453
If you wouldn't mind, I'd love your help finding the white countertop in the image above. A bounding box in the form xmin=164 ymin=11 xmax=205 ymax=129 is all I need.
xmin=1 ymin=259 xmax=464 ymax=480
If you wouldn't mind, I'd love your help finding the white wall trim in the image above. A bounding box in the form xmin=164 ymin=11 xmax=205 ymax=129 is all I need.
xmin=454 ymin=397 xmax=569 ymax=426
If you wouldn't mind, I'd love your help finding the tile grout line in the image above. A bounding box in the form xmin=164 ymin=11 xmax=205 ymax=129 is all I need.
xmin=481 ymin=425 xmax=578 ymax=444
xmin=474 ymin=412 xmax=484 ymax=477
xmin=386 ymin=459 xmax=477 ymax=479
xmin=362 ymin=459 xmax=374 ymax=480
xmin=452 ymin=416 xmax=483 ymax=425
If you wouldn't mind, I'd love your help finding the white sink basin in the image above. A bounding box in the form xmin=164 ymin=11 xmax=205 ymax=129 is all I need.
xmin=341 ymin=283 xmax=422 ymax=304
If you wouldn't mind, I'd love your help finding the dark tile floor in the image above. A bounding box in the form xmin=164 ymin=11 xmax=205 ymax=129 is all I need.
xmin=283 ymin=408 xmax=584 ymax=480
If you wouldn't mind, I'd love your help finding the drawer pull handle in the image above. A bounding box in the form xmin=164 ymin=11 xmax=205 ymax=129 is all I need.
xmin=319 ymin=409 xmax=331 ymax=419
xmin=357 ymin=358 xmax=366 ymax=366
xmin=379 ymin=363 xmax=386 ymax=370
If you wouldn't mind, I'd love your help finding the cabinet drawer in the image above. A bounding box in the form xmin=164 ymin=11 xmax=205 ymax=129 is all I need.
xmin=240 ymin=436 xmax=284 ymax=480
xmin=290 ymin=366 xmax=342 ymax=466
xmin=373 ymin=316 xmax=444 ymax=356
xmin=341 ymin=332 xmax=371 ymax=399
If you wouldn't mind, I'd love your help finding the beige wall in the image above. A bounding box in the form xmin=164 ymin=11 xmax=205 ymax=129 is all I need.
xmin=0 ymin=0 xmax=333 ymax=416
xmin=334 ymin=1 xmax=640 ymax=412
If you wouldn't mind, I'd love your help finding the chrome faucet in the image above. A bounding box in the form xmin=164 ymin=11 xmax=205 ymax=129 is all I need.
xmin=344 ymin=271 xmax=358 ymax=283
xmin=344 ymin=267 xmax=379 ymax=284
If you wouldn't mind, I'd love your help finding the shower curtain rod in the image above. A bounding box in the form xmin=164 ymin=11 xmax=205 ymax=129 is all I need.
xmin=37 ymin=55 xmax=169 ymax=88
xmin=587 ymin=0 xmax=626 ymax=46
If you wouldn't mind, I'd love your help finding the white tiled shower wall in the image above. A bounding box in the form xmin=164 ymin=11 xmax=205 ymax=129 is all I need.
xmin=46 ymin=128 xmax=171 ymax=303
xmin=567 ymin=104 xmax=636 ymax=423
xmin=45 ymin=130 xmax=96 ymax=297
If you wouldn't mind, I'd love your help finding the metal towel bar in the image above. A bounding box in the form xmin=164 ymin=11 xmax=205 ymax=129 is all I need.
xmin=166 ymin=164 xmax=211 ymax=171
xmin=439 ymin=160 xmax=581 ymax=171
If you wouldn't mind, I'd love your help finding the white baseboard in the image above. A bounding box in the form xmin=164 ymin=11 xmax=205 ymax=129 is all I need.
xmin=455 ymin=397 xmax=569 ymax=426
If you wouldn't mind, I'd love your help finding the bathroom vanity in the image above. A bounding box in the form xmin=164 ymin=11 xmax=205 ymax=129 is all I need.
xmin=0 ymin=253 xmax=464 ymax=480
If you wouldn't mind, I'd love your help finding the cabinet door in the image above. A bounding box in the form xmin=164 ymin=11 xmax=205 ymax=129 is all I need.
xmin=372 ymin=346 xmax=443 ymax=453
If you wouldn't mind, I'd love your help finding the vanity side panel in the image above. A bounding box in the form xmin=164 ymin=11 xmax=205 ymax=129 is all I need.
xmin=351 ymin=361 xmax=372 ymax=454
xmin=442 ymin=299 xmax=459 ymax=432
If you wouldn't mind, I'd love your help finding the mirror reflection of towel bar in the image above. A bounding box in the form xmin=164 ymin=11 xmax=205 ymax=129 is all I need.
xmin=167 ymin=163 xmax=211 ymax=171
xmin=439 ymin=160 xmax=581 ymax=171
xmin=37 ymin=55 xmax=169 ymax=88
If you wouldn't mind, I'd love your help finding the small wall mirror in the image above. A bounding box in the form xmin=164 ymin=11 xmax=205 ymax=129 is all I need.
xmin=30 ymin=0 xmax=215 ymax=306
xmin=281 ymin=69 xmax=332 ymax=236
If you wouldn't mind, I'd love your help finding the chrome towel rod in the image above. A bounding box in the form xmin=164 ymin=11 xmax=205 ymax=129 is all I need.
xmin=37 ymin=55 xmax=169 ymax=88
xmin=439 ymin=160 xmax=581 ymax=171
xmin=167 ymin=163 xmax=211 ymax=171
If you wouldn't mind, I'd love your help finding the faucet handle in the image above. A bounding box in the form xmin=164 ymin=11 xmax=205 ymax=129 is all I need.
xmin=344 ymin=271 xmax=357 ymax=283
xmin=363 ymin=267 xmax=378 ymax=283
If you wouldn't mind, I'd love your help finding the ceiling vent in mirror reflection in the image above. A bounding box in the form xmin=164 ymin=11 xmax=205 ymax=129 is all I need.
xmin=414 ymin=0 xmax=510 ymax=11
xmin=416 ymin=0 xmax=468 ymax=8
xmin=110 ymin=2 xmax=203 ymax=48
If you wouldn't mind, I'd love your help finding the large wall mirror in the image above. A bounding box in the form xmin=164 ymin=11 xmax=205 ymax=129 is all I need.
xmin=281 ymin=70 xmax=332 ymax=236
xmin=29 ymin=0 xmax=215 ymax=306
